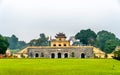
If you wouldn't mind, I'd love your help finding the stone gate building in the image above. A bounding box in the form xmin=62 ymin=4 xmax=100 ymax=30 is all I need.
xmin=27 ymin=33 xmax=94 ymax=58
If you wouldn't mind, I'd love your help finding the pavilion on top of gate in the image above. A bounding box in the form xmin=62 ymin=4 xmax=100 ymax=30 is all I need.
xmin=51 ymin=33 xmax=70 ymax=47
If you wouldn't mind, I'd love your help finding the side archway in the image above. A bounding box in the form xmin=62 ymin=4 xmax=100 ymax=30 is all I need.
xmin=64 ymin=53 xmax=68 ymax=58
xmin=51 ymin=53 xmax=55 ymax=58
xmin=35 ymin=53 xmax=39 ymax=58
xmin=81 ymin=53 xmax=85 ymax=58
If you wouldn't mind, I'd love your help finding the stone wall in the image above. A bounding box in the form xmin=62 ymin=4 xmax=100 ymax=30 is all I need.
xmin=27 ymin=46 xmax=94 ymax=58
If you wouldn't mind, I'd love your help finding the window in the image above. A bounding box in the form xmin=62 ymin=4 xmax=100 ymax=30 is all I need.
xmin=53 ymin=44 xmax=56 ymax=46
xmin=59 ymin=38 xmax=61 ymax=41
xmin=71 ymin=52 xmax=75 ymax=57
xmin=41 ymin=53 xmax=44 ymax=57
xmin=59 ymin=44 xmax=61 ymax=46
xmin=64 ymin=44 xmax=66 ymax=46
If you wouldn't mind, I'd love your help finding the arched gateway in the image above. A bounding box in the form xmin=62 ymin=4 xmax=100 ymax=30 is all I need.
xmin=51 ymin=53 xmax=55 ymax=58
xmin=58 ymin=53 xmax=61 ymax=58
xmin=27 ymin=33 xmax=94 ymax=59
xmin=64 ymin=53 xmax=68 ymax=58
xmin=35 ymin=53 xmax=39 ymax=57
xmin=81 ymin=53 xmax=85 ymax=58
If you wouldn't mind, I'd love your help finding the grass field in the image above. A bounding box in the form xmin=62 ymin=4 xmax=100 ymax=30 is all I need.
xmin=0 ymin=59 xmax=120 ymax=75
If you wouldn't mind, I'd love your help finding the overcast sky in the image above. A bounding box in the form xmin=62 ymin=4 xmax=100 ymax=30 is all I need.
xmin=0 ymin=0 xmax=120 ymax=42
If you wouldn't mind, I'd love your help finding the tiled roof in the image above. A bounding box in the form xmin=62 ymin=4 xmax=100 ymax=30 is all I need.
xmin=55 ymin=33 xmax=66 ymax=38
xmin=17 ymin=47 xmax=28 ymax=54
xmin=93 ymin=47 xmax=105 ymax=54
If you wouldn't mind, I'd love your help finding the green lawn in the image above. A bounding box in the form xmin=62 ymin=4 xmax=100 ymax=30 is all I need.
xmin=0 ymin=59 xmax=120 ymax=75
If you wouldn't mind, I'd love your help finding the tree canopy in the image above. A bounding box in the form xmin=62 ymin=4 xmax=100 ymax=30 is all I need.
xmin=96 ymin=30 xmax=119 ymax=53
xmin=75 ymin=29 xmax=120 ymax=53
xmin=5 ymin=35 xmax=28 ymax=50
xmin=9 ymin=35 xmax=18 ymax=49
xmin=1 ymin=29 xmax=120 ymax=54
xmin=0 ymin=35 xmax=9 ymax=54
xmin=75 ymin=29 xmax=97 ymax=45
xmin=29 ymin=33 xmax=50 ymax=46
xmin=114 ymin=50 xmax=120 ymax=60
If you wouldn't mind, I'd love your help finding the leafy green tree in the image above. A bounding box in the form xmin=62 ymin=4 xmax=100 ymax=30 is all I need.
xmin=114 ymin=50 xmax=120 ymax=60
xmin=104 ymin=39 xmax=118 ymax=53
xmin=72 ymin=42 xmax=82 ymax=46
xmin=5 ymin=35 xmax=27 ymax=50
xmin=29 ymin=39 xmax=37 ymax=46
xmin=0 ymin=35 xmax=9 ymax=54
xmin=39 ymin=33 xmax=49 ymax=46
xmin=29 ymin=33 xmax=49 ymax=46
xmin=17 ymin=41 xmax=28 ymax=49
xmin=9 ymin=35 xmax=18 ymax=49
xmin=75 ymin=29 xmax=97 ymax=45
xmin=96 ymin=30 xmax=118 ymax=53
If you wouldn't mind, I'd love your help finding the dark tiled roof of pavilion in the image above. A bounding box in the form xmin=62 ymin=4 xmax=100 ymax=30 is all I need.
xmin=55 ymin=33 xmax=66 ymax=38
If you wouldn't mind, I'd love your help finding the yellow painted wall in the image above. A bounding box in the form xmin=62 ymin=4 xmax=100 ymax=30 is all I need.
xmin=93 ymin=47 xmax=105 ymax=58
xmin=107 ymin=54 xmax=114 ymax=58
xmin=51 ymin=41 xmax=70 ymax=47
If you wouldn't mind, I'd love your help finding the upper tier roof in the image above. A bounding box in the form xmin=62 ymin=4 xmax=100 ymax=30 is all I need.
xmin=55 ymin=33 xmax=66 ymax=38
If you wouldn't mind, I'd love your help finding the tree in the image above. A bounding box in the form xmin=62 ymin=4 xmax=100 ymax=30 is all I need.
xmin=29 ymin=39 xmax=38 ymax=46
xmin=75 ymin=29 xmax=97 ymax=45
xmin=114 ymin=50 xmax=120 ymax=60
xmin=9 ymin=35 xmax=18 ymax=49
xmin=39 ymin=33 xmax=49 ymax=46
xmin=5 ymin=35 xmax=28 ymax=50
xmin=0 ymin=35 xmax=9 ymax=55
xmin=96 ymin=30 xmax=118 ymax=53
xmin=29 ymin=33 xmax=49 ymax=46
xmin=104 ymin=39 xmax=118 ymax=53
xmin=17 ymin=41 xmax=28 ymax=49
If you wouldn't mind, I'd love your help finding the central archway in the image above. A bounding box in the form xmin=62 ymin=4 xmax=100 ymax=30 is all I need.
xmin=64 ymin=53 xmax=68 ymax=58
xmin=81 ymin=53 xmax=85 ymax=58
xmin=35 ymin=53 xmax=39 ymax=58
xmin=58 ymin=53 xmax=61 ymax=58
xmin=51 ymin=53 xmax=55 ymax=58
